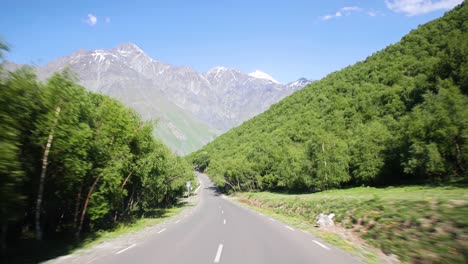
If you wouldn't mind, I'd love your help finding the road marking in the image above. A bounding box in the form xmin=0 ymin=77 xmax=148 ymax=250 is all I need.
xmin=158 ymin=228 xmax=166 ymax=234
xmin=269 ymin=218 xmax=276 ymax=222
xmin=115 ymin=244 xmax=136 ymax=254
xmin=221 ymin=210 xmax=224 ymax=214
xmin=195 ymin=185 xmax=201 ymax=193
xmin=214 ymin=244 xmax=224 ymax=263
xmin=175 ymin=220 xmax=180 ymax=224
xmin=285 ymin=225 xmax=295 ymax=231
xmin=313 ymin=240 xmax=331 ymax=250
xmin=223 ymin=219 xmax=226 ymax=224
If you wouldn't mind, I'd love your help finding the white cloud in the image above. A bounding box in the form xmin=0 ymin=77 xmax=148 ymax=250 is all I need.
xmin=341 ymin=6 xmax=363 ymax=12
xmin=85 ymin=14 xmax=97 ymax=26
xmin=385 ymin=0 xmax=463 ymax=16
xmin=321 ymin=6 xmax=363 ymax=20
xmin=367 ymin=9 xmax=385 ymax=17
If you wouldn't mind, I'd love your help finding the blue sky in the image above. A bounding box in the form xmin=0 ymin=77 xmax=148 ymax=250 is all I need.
xmin=0 ymin=0 xmax=463 ymax=83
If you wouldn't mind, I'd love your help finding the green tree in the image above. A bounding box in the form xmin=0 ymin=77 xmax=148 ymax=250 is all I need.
xmin=305 ymin=131 xmax=350 ymax=189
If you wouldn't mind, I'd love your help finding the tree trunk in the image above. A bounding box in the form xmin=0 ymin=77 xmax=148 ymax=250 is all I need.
xmin=224 ymin=179 xmax=237 ymax=193
xmin=235 ymin=175 xmax=241 ymax=191
xmin=35 ymin=105 xmax=61 ymax=240
xmin=455 ymin=138 xmax=465 ymax=174
xmin=121 ymin=170 xmax=133 ymax=190
xmin=76 ymin=176 xmax=100 ymax=239
xmin=73 ymin=182 xmax=83 ymax=228
xmin=124 ymin=185 xmax=136 ymax=216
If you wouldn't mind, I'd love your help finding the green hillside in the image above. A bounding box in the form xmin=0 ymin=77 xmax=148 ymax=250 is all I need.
xmin=189 ymin=3 xmax=468 ymax=192
xmin=151 ymin=99 xmax=219 ymax=156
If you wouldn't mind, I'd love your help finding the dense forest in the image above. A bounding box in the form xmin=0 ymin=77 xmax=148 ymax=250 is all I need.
xmin=189 ymin=3 xmax=468 ymax=192
xmin=0 ymin=47 xmax=194 ymax=254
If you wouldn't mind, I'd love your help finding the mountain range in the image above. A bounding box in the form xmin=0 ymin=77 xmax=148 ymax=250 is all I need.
xmin=3 ymin=43 xmax=313 ymax=154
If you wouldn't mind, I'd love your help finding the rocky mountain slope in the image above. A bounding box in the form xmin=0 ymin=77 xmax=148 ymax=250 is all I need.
xmin=4 ymin=44 xmax=313 ymax=154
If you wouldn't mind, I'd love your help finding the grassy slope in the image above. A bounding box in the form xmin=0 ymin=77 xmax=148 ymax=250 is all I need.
xmin=152 ymin=99 xmax=219 ymax=155
xmin=237 ymin=186 xmax=468 ymax=263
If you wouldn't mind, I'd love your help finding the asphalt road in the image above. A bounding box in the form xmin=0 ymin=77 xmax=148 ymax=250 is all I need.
xmin=95 ymin=173 xmax=361 ymax=264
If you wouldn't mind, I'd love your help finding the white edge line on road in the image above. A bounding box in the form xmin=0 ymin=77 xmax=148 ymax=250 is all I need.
xmin=175 ymin=220 xmax=180 ymax=224
xmin=195 ymin=185 xmax=201 ymax=193
xmin=115 ymin=244 xmax=136 ymax=254
xmin=214 ymin=244 xmax=224 ymax=263
xmin=157 ymin=228 xmax=166 ymax=234
xmin=313 ymin=240 xmax=331 ymax=250
xmin=285 ymin=225 xmax=295 ymax=231
xmin=223 ymin=219 xmax=226 ymax=224
xmin=269 ymin=218 xmax=276 ymax=222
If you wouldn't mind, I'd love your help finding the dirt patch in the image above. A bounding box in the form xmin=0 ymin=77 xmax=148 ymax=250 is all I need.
xmin=449 ymin=200 xmax=468 ymax=206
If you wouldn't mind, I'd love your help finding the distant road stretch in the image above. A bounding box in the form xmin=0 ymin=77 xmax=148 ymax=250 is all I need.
xmin=94 ymin=173 xmax=361 ymax=264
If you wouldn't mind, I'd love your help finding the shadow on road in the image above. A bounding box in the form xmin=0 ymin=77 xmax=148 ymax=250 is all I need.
xmin=205 ymin=185 xmax=222 ymax=196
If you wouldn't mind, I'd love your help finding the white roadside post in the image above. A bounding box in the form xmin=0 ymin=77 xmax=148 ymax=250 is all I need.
xmin=186 ymin=181 xmax=192 ymax=197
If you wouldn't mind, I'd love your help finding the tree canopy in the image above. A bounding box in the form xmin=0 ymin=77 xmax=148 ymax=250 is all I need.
xmin=0 ymin=62 xmax=194 ymax=253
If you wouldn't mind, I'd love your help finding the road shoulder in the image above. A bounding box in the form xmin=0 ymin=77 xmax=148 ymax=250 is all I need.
xmin=48 ymin=194 xmax=200 ymax=264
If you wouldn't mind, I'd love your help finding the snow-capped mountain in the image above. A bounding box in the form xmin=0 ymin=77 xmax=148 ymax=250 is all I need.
xmin=4 ymin=43 xmax=311 ymax=154
xmin=287 ymin=77 xmax=314 ymax=90
xmin=248 ymin=70 xmax=280 ymax=84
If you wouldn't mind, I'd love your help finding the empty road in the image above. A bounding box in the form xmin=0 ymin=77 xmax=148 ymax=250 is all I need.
xmin=92 ymin=173 xmax=361 ymax=264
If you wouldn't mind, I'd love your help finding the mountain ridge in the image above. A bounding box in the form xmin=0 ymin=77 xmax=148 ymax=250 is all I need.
xmin=3 ymin=45 xmax=313 ymax=154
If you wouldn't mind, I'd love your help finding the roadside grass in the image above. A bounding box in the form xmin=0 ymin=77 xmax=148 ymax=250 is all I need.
xmin=4 ymin=201 xmax=192 ymax=264
xmin=234 ymin=185 xmax=468 ymax=264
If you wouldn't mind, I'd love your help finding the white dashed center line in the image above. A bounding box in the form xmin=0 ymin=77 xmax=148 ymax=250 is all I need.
xmin=223 ymin=219 xmax=226 ymax=224
xmin=214 ymin=244 xmax=224 ymax=263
